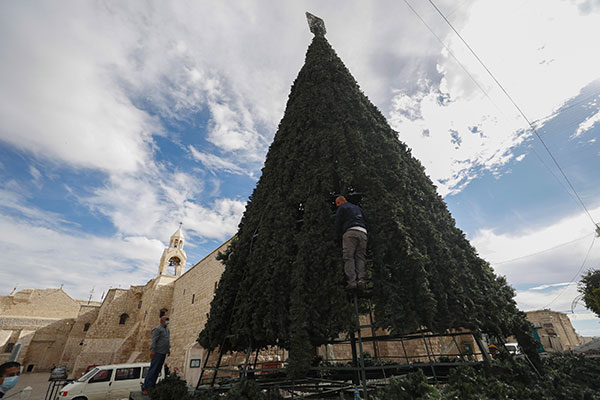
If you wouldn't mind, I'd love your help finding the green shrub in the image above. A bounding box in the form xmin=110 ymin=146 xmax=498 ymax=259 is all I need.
xmin=373 ymin=370 xmax=441 ymax=400
xmin=149 ymin=373 xmax=192 ymax=400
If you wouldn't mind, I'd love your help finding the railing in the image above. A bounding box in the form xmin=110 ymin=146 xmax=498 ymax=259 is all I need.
xmin=45 ymin=379 xmax=73 ymax=400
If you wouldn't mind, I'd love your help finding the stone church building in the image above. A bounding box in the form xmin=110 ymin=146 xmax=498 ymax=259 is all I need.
xmin=1 ymin=227 xmax=230 ymax=386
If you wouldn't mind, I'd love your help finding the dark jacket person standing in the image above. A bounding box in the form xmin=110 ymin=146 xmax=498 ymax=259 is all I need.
xmin=335 ymin=196 xmax=368 ymax=289
xmin=142 ymin=316 xmax=170 ymax=394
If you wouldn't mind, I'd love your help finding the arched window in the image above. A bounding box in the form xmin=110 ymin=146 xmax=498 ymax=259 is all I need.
xmin=83 ymin=322 xmax=91 ymax=332
xmin=160 ymin=308 xmax=168 ymax=317
xmin=168 ymin=257 xmax=180 ymax=266
xmin=119 ymin=313 xmax=129 ymax=325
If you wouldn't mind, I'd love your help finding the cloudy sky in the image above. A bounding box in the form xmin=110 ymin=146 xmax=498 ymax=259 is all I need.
xmin=1 ymin=0 xmax=600 ymax=336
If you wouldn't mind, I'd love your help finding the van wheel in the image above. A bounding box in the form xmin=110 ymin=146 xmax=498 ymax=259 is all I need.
xmin=72 ymin=397 xmax=87 ymax=400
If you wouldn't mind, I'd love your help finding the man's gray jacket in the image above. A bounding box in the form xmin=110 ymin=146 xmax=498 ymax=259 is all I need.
xmin=150 ymin=324 xmax=170 ymax=354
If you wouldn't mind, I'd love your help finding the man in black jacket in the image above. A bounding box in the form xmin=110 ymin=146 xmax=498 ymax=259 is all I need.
xmin=335 ymin=196 xmax=368 ymax=289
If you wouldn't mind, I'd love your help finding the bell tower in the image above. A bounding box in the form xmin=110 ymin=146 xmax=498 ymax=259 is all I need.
xmin=158 ymin=223 xmax=187 ymax=277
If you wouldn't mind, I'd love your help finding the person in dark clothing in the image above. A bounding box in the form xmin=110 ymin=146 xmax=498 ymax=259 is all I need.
xmin=335 ymin=196 xmax=368 ymax=289
xmin=0 ymin=361 xmax=20 ymax=399
xmin=142 ymin=316 xmax=170 ymax=394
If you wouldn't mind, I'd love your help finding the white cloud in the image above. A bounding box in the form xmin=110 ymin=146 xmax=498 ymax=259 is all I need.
xmin=472 ymin=206 xmax=600 ymax=288
xmin=0 ymin=213 xmax=164 ymax=300
xmin=389 ymin=0 xmax=600 ymax=195
xmin=183 ymin=199 xmax=246 ymax=241
xmin=573 ymin=110 xmax=600 ymax=138
xmin=568 ymin=312 xmax=599 ymax=322
xmin=84 ymin=164 xmax=243 ymax=242
xmin=0 ymin=2 xmax=159 ymax=174
xmin=515 ymin=284 xmax=579 ymax=311
xmin=188 ymin=146 xmax=248 ymax=176
xmin=530 ymin=282 xmax=570 ymax=291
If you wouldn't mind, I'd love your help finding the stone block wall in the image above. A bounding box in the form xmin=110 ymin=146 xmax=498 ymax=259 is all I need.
xmin=0 ymin=289 xmax=81 ymax=319
xmin=59 ymin=305 xmax=101 ymax=373
xmin=526 ymin=309 xmax=582 ymax=352
xmin=169 ymin=239 xmax=231 ymax=377
xmin=22 ymin=318 xmax=76 ymax=371
xmin=71 ymin=288 xmax=144 ymax=376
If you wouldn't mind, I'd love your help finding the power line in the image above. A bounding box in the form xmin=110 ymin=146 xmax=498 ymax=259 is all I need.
xmin=401 ymin=0 xmax=500 ymax=112
xmin=490 ymin=233 xmax=593 ymax=266
xmin=543 ymin=235 xmax=596 ymax=309
xmin=427 ymin=0 xmax=598 ymax=229
xmin=531 ymin=88 xmax=600 ymax=127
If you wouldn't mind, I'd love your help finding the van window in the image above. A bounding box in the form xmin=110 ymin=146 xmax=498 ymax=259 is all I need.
xmin=115 ymin=367 xmax=141 ymax=381
xmin=77 ymin=368 xmax=99 ymax=382
xmin=142 ymin=366 xmax=162 ymax=379
xmin=89 ymin=369 xmax=112 ymax=383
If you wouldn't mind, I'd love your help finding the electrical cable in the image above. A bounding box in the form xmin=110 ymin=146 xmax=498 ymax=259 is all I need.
xmin=401 ymin=0 xmax=500 ymax=113
xmin=531 ymin=89 xmax=600 ymax=127
xmin=427 ymin=0 xmax=598 ymax=229
xmin=490 ymin=233 xmax=593 ymax=266
xmin=543 ymin=235 xmax=596 ymax=309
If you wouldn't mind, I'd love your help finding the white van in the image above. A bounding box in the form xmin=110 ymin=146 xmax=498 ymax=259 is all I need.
xmin=56 ymin=362 xmax=165 ymax=400
xmin=504 ymin=342 xmax=522 ymax=356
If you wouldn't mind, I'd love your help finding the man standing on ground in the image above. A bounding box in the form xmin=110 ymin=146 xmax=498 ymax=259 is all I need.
xmin=0 ymin=361 xmax=20 ymax=398
xmin=142 ymin=316 xmax=170 ymax=395
xmin=335 ymin=196 xmax=368 ymax=289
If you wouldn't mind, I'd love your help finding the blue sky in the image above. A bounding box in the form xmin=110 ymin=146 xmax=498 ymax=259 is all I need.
xmin=1 ymin=0 xmax=600 ymax=336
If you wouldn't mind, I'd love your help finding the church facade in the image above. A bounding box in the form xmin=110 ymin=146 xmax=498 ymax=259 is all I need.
xmin=1 ymin=227 xmax=230 ymax=386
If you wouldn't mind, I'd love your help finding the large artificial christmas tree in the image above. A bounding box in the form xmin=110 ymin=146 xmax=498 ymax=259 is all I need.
xmin=198 ymin=14 xmax=535 ymax=376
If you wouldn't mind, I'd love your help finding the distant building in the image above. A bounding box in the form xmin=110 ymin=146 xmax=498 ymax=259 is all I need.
xmin=525 ymin=309 xmax=582 ymax=352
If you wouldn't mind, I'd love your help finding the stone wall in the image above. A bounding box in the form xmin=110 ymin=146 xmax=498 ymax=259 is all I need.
xmin=22 ymin=318 xmax=76 ymax=371
xmin=169 ymin=239 xmax=231 ymax=381
xmin=0 ymin=289 xmax=81 ymax=319
xmin=70 ymin=278 xmax=175 ymax=377
xmin=59 ymin=305 xmax=101 ymax=373
xmin=526 ymin=309 xmax=582 ymax=351
xmin=71 ymin=288 xmax=143 ymax=376
xmin=0 ymin=289 xmax=84 ymax=370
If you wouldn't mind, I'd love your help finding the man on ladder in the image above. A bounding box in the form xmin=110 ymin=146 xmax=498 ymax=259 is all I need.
xmin=335 ymin=196 xmax=368 ymax=290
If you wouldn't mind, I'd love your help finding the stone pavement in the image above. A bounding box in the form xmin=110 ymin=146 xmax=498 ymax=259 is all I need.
xmin=9 ymin=372 xmax=57 ymax=400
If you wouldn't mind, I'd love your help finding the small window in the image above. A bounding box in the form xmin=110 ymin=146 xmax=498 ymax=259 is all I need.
xmin=115 ymin=367 xmax=141 ymax=381
xmin=5 ymin=343 xmax=15 ymax=353
xmin=160 ymin=308 xmax=168 ymax=317
xmin=190 ymin=359 xmax=201 ymax=368
xmin=192 ymin=294 xmax=195 ymax=304
xmin=119 ymin=313 xmax=129 ymax=325
xmin=83 ymin=323 xmax=91 ymax=332
xmin=138 ymin=301 xmax=142 ymax=309
xmin=89 ymin=369 xmax=112 ymax=383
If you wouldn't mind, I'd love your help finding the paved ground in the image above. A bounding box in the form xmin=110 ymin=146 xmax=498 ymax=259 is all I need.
xmin=10 ymin=372 xmax=63 ymax=400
